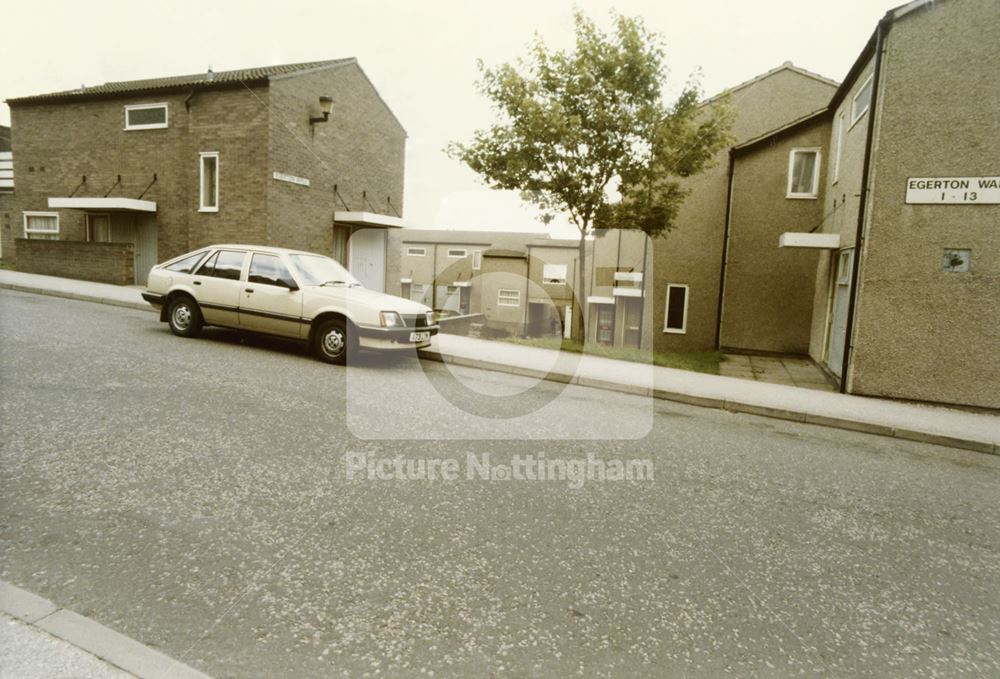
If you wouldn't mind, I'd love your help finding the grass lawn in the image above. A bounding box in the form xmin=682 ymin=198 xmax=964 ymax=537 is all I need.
xmin=0 ymin=260 xmax=14 ymax=271
xmin=499 ymin=335 xmax=724 ymax=375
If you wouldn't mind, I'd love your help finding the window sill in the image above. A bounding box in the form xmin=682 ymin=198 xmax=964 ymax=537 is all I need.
xmin=786 ymin=193 xmax=818 ymax=200
xmin=662 ymin=328 xmax=687 ymax=334
xmin=124 ymin=125 xmax=169 ymax=131
xmin=198 ymin=207 xmax=219 ymax=213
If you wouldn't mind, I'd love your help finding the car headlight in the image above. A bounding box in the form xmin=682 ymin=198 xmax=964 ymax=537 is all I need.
xmin=425 ymin=311 xmax=435 ymax=326
xmin=379 ymin=311 xmax=404 ymax=328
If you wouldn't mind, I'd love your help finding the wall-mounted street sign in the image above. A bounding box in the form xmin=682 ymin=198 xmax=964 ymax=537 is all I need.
xmin=905 ymin=176 xmax=1000 ymax=204
xmin=272 ymin=171 xmax=310 ymax=187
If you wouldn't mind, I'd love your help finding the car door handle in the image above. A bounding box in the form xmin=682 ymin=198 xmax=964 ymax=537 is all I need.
xmin=193 ymin=281 xmax=201 ymax=286
xmin=245 ymin=288 xmax=254 ymax=293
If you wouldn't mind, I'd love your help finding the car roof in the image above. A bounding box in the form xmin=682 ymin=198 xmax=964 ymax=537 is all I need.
xmin=206 ymin=244 xmax=326 ymax=257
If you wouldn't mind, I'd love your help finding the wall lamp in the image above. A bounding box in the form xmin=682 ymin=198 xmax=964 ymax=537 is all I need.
xmin=310 ymin=96 xmax=334 ymax=125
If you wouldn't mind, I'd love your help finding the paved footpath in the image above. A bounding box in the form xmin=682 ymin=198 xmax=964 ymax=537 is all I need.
xmin=0 ymin=581 xmax=209 ymax=679
xmin=2 ymin=269 xmax=997 ymax=454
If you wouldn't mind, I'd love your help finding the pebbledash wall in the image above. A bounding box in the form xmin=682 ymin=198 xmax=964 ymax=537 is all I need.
xmin=818 ymin=0 xmax=1000 ymax=410
xmin=651 ymin=64 xmax=838 ymax=355
xmin=4 ymin=59 xmax=404 ymax=285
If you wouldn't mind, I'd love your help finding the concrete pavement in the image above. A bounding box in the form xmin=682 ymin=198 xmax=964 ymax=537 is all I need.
xmin=0 ymin=581 xmax=209 ymax=679
xmin=719 ymin=353 xmax=836 ymax=392
xmin=1 ymin=268 xmax=996 ymax=453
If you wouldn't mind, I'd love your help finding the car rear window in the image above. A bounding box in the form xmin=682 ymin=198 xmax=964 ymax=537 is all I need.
xmin=164 ymin=251 xmax=208 ymax=273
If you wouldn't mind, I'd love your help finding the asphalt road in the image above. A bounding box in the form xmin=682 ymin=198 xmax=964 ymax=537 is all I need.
xmin=1 ymin=289 xmax=999 ymax=678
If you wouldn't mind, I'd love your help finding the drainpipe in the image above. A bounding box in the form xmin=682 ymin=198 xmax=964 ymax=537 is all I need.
xmin=714 ymin=148 xmax=736 ymax=350
xmin=840 ymin=16 xmax=889 ymax=393
xmin=637 ymin=233 xmax=649 ymax=350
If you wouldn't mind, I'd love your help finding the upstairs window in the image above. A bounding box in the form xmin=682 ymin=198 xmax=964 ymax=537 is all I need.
xmin=472 ymin=250 xmax=483 ymax=270
xmin=851 ymin=75 xmax=873 ymax=126
xmin=199 ymin=152 xmax=219 ymax=212
xmin=447 ymin=248 xmax=467 ymax=258
xmin=406 ymin=247 xmax=426 ymax=256
xmin=23 ymin=212 xmax=59 ymax=240
xmin=125 ymin=103 xmax=168 ymax=130
xmin=542 ymin=263 xmax=567 ymax=285
xmin=787 ymin=148 xmax=820 ymax=199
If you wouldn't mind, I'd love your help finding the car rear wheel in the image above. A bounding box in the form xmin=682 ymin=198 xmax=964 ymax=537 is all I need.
xmin=314 ymin=318 xmax=354 ymax=365
xmin=168 ymin=295 xmax=203 ymax=338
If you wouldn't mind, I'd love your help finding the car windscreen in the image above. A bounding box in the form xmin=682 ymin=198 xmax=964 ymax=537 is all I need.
xmin=288 ymin=254 xmax=361 ymax=288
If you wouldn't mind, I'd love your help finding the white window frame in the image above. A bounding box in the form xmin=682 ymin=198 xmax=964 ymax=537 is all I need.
xmin=199 ymin=152 xmax=220 ymax=212
xmin=542 ymin=263 xmax=567 ymax=285
xmin=124 ymin=103 xmax=169 ymax=131
xmin=786 ymin=148 xmax=821 ymax=199
xmin=833 ymin=112 xmax=845 ymax=185
xmin=472 ymin=249 xmax=482 ymax=270
xmin=406 ymin=246 xmax=426 ymax=257
xmin=23 ymin=211 xmax=60 ymax=238
xmin=663 ymin=283 xmax=689 ymax=334
xmin=850 ymin=74 xmax=873 ymax=128
xmin=497 ymin=288 xmax=520 ymax=307
xmin=447 ymin=248 xmax=467 ymax=258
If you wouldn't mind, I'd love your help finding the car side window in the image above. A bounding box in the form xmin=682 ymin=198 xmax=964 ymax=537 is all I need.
xmin=197 ymin=250 xmax=245 ymax=280
xmin=165 ymin=251 xmax=208 ymax=273
xmin=248 ymin=253 xmax=295 ymax=288
xmin=195 ymin=251 xmax=219 ymax=277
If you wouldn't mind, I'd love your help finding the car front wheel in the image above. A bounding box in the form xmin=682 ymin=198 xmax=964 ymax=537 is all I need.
xmin=168 ymin=295 xmax=203 ymax=338
xmin=314 ymin=318 xmax=354 ymax=365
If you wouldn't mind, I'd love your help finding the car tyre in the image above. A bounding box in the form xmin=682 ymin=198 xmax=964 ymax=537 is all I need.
xmin=314 ymin=318 xmax=354 ymax=365
xmin=168 ymin=295 xmax=203 ymax=338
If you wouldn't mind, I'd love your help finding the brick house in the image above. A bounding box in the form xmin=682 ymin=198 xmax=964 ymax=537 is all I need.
xmin=4 ymin=59 xmax=405 ymax=287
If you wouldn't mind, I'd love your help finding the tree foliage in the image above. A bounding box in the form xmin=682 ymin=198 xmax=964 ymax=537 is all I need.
xmin=448 ymin=10 xmax=733 ymax=240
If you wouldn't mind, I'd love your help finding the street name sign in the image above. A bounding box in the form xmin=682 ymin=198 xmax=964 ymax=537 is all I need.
xmin=905 ymin=176 xmax=1000 ymax=204
xmin=272 ymin=171 xmax=311 ymax=187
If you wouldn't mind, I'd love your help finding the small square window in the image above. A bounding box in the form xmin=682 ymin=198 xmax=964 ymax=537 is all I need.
xmin=406 ymin=247 xmax=426 ymax=256
xmin=447 ymin=248 xmax=467 ymax=258
xmin=125 ymin=103 xmax=168 ymax=130
xmin=498 ymin=289 xmax=520 ymax=307
xmin=943 ymin=249 xmax=970 ymax=273
xmin=542 ymin=263 xmax=567 ymax=285
xmin=787 ymin=149 xmax=820 ymax=199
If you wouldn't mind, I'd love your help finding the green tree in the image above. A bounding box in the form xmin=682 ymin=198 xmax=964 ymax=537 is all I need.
xmin=448 ymin=10 xmax=732 ymax=341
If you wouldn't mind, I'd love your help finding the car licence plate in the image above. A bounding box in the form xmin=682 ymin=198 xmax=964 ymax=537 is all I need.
xmin=409 ymin=331 xmax=430 ymax=342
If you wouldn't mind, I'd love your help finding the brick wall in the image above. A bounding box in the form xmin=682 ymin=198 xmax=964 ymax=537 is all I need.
xmin=15 ymin=239 xmax=134 ymax=285
xmin=7 ymin=84 xmax=270 ymax=263
xmin=267 ymin=63 xmax=406 ymax=254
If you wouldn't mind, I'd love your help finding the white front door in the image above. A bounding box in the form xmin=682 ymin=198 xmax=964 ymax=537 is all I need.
xmin=826 ymin=248 xmax=854 ymax=377
xmin=349 ymin=228 xmax=386 ymax=292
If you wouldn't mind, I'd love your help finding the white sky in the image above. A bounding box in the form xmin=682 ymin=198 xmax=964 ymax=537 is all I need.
xmin=2 ymin=0 xmax=903 ymax=235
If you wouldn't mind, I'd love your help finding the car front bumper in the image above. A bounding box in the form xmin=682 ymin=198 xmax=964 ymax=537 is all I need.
xmin=356 ymin=324 xmax=438 ymax=350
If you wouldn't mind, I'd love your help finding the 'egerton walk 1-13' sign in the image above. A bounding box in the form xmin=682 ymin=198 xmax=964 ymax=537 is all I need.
xmin=905 ymin=176 xmax=1000 ymax=204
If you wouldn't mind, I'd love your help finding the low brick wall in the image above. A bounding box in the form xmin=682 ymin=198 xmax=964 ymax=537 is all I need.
xmin=15 ymin=239 xmax=134 ymax=285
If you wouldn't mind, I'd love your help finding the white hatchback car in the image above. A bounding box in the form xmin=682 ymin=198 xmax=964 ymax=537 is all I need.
xmin=142 ymin=244 xmax=437 ymax=364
